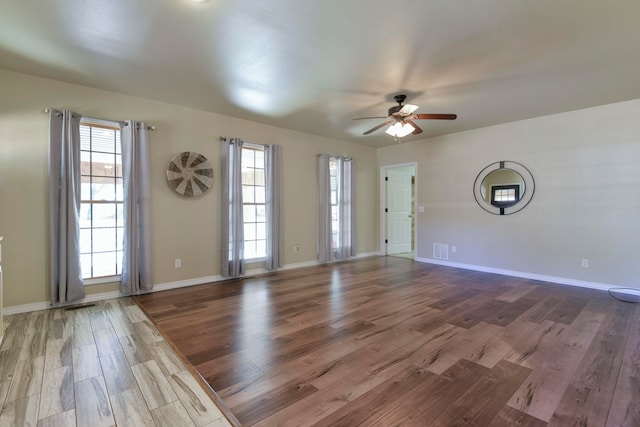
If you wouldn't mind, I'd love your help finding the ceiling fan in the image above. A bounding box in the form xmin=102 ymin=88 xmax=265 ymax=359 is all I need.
xmin=354 ymin=94 xmax=457 ymax=138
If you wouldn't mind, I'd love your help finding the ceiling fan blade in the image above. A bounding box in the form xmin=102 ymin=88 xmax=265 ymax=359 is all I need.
xmin=413 ymin=113 xmax=457 ymax=120
xmin=399 ymin=104 xmax=419 ymax=115
xmin=363 ymin=119 xmax=393 ymax=135
xmin=405 ymin=119 xmax=423 ymax=135
xmin=352 ymin=116 xmax=389 ymax=120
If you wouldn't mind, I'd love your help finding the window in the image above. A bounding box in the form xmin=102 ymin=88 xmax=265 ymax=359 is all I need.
xmin=241 ymin=145 xmax=266 ymax=260
xmin=491 ymin=184 xmax=519 ymax=207
xmin=329 ymin=157 xmax=340 ymax=249
xmin=79 ymin=119 xmax=123 ymax=281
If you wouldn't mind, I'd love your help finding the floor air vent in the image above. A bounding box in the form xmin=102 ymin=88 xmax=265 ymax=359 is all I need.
xmin=433 ymin=243 xmax=449 ymax=260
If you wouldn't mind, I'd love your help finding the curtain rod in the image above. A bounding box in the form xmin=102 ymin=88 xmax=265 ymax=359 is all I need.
xmin=43 ymin=108 xmax=156 ymax=130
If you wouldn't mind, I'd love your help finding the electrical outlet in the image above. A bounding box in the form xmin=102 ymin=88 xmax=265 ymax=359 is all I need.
xmin=293 ymin=244 xmax=300 ymax=253
xmin=581 ymin=259 xmax=589 ymax=268
xmin=175 ymin=259 xmax=182 ymax=268
xmin=451 ymin=246 xmax=457 ymax=253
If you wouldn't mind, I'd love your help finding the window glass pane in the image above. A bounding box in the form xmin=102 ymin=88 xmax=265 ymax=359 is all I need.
xmin=331 ymin=190 xmax=338 ymax=206
xmin=92 ymin=152 xmax=116 ymax=176
xmin=256 ymin=205 xmax=266 ymax=222
xmin=242 ymin=168 xmax=254 ymax=185
xmin=242 ymin=185 xmax=255 ymax=203
xmin=81 ymin=152 xmax=91 ymax=172
xmin=244 ymin=241 xmax=257 ymax=260
xmin=244 ymin=205 xmax=256 ymax=222
xmin=81 ymin=178 xmax=91 ymax=201
xmin=244 ymin=223 xmax=256 ymax=241
xmin=80 ymin=204 xmax=92 ymax=228
xmin=256 ymin=240 xmax=266 ymax=258
xmin=256 ymin=222 xmax=266 ymax=240
xmin=81 ymin=254 xmax=92 ymax=278
xmin=115 ymin=178 xmax=124 ymax=201
xmin=254 ymin=150 xmax=264 ymax=168
xmin=330 ymin=176 xmax=338 ymax=191
xmin=254 ymin=169 xmax=265 ymax=186
xmin=116 ymin=203 xmax=123 ymax=225
xmin=92 ymin=203 xmax=117 ymax=228
xmin=92 ymin=252 xmax=117 ymax=277
xmin=92 ymin=178 xmax=117 ymax=201
xmin=80 ymin=127 xmax=91 ymax=150
xmin=80 ymin=228 xmax=92 ymax=254
xmin=91 ymin=128 xmax=115 ymax=153
xmin=92 ymin=227 xmax=118 ymax=252
xmin=117 ymin=227 xmax=124 ymax=251
xmin=255 ymin=186 xmax=265 ymax=203
xmin=242 ymin=149 xmax=254 ymax=168
xmin=116 ymin=250 xmax=123 ymax=275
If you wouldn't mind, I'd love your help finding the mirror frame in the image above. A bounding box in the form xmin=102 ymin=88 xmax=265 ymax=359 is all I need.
xmin=473 ymin=160 xmax=535 ymax=215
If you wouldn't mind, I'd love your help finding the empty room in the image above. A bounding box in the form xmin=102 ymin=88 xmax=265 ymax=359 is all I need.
xmin=1 ymin=1 xmax=639 ymax=426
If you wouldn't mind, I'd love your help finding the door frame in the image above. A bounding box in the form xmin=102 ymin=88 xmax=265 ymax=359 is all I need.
xmin=380 ymin=162 xmax=418 ymax=256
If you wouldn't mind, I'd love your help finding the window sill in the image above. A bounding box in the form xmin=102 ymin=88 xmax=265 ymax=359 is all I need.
xmin=83 ymin=275 xmax=121 ymax=286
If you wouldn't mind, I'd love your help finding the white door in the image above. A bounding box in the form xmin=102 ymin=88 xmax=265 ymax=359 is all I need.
xmin=386 ymin=168 xmax=413 ymax=254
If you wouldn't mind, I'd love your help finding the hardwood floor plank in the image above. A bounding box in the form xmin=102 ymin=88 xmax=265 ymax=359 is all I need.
xmin=430 ymin=360 xmax=532 ymax=426
xmin=548 ymin=302 xmax=634 ymax=426
xmin=488 ymin=406 xmax=547 ymax=427
xmin=507 ymin=310 xmax=606 ymax=421
xmin=230 ymin=378 xmax=318 ymax=425
xmin=606 ymin=304 xmax=640 ymax=427
xmin=44 ymin=338 xmax=73 ymax=372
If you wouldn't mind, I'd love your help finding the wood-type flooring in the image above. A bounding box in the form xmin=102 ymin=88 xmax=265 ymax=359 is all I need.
xmin=0 ymin=298 xmax=232 ymax=426
xmin=134 ymin=256 xmax=640 ymax=426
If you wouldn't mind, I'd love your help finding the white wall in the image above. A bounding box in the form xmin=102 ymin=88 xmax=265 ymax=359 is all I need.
xmin=378 ymin=99 xmax=640 ymax=289
xmin=0 ymin=69 xmax=379 ymax=308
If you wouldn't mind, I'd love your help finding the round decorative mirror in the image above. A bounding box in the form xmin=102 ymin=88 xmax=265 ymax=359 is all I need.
xmin=473 ymin=161 xmax=534 ymax=215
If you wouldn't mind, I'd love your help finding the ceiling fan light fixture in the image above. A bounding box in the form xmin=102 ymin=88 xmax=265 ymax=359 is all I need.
xmin=385 ymin=121 xmax=415 ymax=138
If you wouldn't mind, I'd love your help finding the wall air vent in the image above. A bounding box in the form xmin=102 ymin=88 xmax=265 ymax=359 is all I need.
xmin=433 ymin=243 xmax=449 ymax=260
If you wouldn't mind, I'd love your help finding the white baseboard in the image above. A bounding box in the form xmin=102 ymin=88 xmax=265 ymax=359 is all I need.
xmin=3 ymin=252 xmax=383 ymax=315
xmin=415 ymin=257 xmax=615 ymax=293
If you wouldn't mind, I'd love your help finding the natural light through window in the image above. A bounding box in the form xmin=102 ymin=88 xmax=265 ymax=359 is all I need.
xmin=79 ymin=119 xmax=123 ymax=280
xmin=242 ymin=145 xmax=266 ymax=260
xmin=329 ymin=157 xmax=340 ymax=250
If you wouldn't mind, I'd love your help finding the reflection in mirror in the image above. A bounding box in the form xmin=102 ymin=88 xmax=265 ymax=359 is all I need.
xmin=473 ymin=161 xmax=535 ymax=215
xmin=481 ymin=168 xmax=525 ymax=208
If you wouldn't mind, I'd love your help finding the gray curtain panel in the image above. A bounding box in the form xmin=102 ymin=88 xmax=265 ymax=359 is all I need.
xmin=317 ymin=154 xmax=333 ymax=263
xmin=265 ymin=144 xmax=282 ymax=271
xmin=221 ymin=138 xmax=245 ymax=277
xmin=317 ymin=154 xmax=355 ymax=263
xmin=337 ymin=158 xmax=355 ymax=259
xmin=120 ymin=121 xmax=153 ymax=294
xmin=48 ymin=109 xmax=85 ymax=304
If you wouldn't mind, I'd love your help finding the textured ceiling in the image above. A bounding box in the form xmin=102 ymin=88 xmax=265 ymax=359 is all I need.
xmin=2 ymin=0 xmax=640 ymax=147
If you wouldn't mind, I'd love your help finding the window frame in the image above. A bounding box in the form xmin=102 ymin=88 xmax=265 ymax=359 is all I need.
xmin=490 ymin=184 xmax=520 ymax=208
xmin=79 ymin=117 xmax=124 ymax=285
xmin=241 ymin=143 xmax=267 ymax=262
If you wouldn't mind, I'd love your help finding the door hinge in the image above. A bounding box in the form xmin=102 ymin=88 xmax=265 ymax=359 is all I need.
xmin=385 ymin=239 xmax=388 ymax=244
xmin=385 ymin=176 xmax=388 ymax=181
xmin=385 ymin=208 xmax=388 ymax=213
